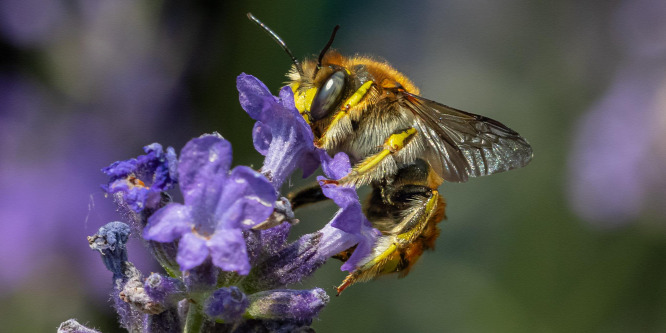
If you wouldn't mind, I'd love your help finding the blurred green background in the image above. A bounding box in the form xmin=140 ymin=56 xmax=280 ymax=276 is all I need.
xmin=2 ymin=0 xmax=665 ymax=332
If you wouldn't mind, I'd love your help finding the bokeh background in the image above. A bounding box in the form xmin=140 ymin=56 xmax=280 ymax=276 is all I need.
xmin=2 ymin=0 xmax=666 ymax=332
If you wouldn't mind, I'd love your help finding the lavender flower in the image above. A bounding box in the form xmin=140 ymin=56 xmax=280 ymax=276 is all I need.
xmin=102 ymin=143 xmax=178 ymax=213
xmin=143 ymin=133 xmax=276 ymax=273
xmin=238 ymin=73 xmax=320 ymax=190
xmin=67 ymin=74 xmax=381 ymax=332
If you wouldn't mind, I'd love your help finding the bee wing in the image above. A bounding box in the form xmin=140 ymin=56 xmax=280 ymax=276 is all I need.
xmin=399 ymin=91 xmax=533 ymax=182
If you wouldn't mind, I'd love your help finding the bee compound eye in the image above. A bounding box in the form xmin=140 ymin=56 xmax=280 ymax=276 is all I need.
xmin=310 ymin=70 xmax=346 ymax=121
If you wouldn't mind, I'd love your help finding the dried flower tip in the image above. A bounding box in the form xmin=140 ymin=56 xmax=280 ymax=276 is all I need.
xmin=119 ymin=264 xmax=166 ymax=315
xmin=88 ymin=221 xmax=130 ymax=280
xmin=57 ymin=319 xmax=102 ymax=333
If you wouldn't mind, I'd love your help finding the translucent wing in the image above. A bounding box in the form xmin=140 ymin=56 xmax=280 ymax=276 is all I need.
xmin=399 ymin=91 xmax=533 ymax=182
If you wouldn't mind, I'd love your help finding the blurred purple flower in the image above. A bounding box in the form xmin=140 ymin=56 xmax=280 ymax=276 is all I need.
xmin=568 ymin=0 xmax=666 ymax=226
xmin=0 ymin=0 xmax=192 ymax=301
xmin=0 ymin=0 xmax=65 ymax=47
xmin=144 ymin=134 xmax=276 ymax=273
xmin=613 ymin=0 xmax=666 ymax=58
xmin=102 ymin=143 xmax=178 ymax=213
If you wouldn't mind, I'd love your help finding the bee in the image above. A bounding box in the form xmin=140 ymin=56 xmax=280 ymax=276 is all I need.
xmin=247 ymin=13 xmax=533 ymax=294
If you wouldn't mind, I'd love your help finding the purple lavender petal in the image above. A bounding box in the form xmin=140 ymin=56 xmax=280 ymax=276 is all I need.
xmin=177 ymin=134 xmax=232 ymax=206
xmin=143 ymin=204 xmax=193 ymax=242
xmin=216 ymin=165 xmax=276 ymax=229
xmin=237 ymin=74 xmax=318 ymax=190
xmin=204 ymin=286 xmax=250 ymax=322
xmin=340 ymin=223 xmax=381 ymax=272
xmin=152 ymin=146 xmax=179 ymax=190
xmin=208 ymin=229 xmax=251 ymax=274
xmin=277 ymin=86 xmax=313 ymax=143
xmin=102 ymin=143 xmax=177 ymax=213
xmin=237 ymin=74 xmax=277 ymax=121
xmin=252 ymin=122 xmax=272 ymax=155
xmin=176 ymin=233 xmax=209 ymax=271
xmin=319 ymin=151 xmax=352 ymax=180
xmin=318 ymin=178 xmax=363 ymax=234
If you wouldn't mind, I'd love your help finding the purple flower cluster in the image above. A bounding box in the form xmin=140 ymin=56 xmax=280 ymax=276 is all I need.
xmin=568 ymin=0 xmax=666 ymax=227
xmin=63 ymin=74 xmax=380 ymax=332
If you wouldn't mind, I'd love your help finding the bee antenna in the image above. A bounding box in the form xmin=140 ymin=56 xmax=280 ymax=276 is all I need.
xmin=247 ymin=13 xmax=304 ymax=77
xmin=313 ymin=25 xmax=340 ymax=78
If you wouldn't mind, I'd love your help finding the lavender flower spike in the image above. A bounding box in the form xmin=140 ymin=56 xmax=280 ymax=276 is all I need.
xmin=144 ymin=133 xmax=277 ymax=273
xmin=237 ymin=73 xmax=320 ymax=191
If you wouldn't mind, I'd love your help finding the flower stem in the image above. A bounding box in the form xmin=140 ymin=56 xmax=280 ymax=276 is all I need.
xmin=184 ymin=301 xmax=204 ymax=333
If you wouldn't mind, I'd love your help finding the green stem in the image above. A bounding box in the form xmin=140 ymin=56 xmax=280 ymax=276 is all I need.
xmin=184 ymin=301 xmax=204 ymax=333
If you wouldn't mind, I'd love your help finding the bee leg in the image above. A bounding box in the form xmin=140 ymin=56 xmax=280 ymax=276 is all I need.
xmin=340 ymin=127 xmax=418 ymax=186
xmin=287 ymin=184 xmax=329 ymax=210
xmin=317 ymin=80 xmax=375 ymax=149
xmin=336 ymin=170 xmax=446 ymax=294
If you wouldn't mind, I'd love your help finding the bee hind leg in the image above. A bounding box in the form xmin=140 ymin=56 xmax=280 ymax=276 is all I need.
xmin=336 ymin=166 xmax=446 ymax=294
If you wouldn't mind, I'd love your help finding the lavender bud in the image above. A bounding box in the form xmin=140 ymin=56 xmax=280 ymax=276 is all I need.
xmin=204 ymin=286 xmax=250 ymax=322
xmin=144 ymin=273 xmax=186 ymax=307
xmin=247 ymin=288 xmax=329 ymax=321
